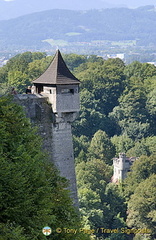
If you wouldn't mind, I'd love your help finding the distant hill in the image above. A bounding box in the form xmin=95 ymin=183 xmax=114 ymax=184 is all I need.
xmin=0 ymin=6 xmax=156 ymax=51
xmin=0 ymin=0 xmax=119 ymax=20
xmin=0 ymin=0 xmax=155 ymax=20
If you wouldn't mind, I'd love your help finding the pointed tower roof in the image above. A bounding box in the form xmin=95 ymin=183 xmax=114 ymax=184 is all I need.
xmin=33 ymin=50 xmax=80 ymax=85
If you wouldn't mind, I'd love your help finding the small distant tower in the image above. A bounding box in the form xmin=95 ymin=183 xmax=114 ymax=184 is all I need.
xmin=112 ymin=153 xmax=134 ymax=183
xmin=33 ymin=50 xmax=80 ymax=206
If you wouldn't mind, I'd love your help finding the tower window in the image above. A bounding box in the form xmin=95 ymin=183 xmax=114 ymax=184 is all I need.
xmin=36 ymin=85 xmax=43 ymax=94
xmin=70 ymin=89 xmax=74 ymax=94
xmin=61 ymin=89 xmax=74 ymax=94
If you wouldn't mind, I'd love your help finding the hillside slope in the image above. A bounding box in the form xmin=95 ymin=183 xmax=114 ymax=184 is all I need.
xmin=0 ymin=6 xmax=156 ymax=50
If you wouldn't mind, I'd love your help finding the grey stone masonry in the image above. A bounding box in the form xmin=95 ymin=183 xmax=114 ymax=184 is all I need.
xmin=14 ymin=94 xmax=79 ymax=207
xmin=52 ymin=120 xmax=78 ymax=205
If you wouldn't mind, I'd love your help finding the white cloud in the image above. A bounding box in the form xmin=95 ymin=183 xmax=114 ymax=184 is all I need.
xmin=3 ymin=0 xmax=15 ymax=2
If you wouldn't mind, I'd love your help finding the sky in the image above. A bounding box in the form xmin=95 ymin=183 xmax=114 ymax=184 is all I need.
xmin=108 ymin=0 xmax=156 ymax=8
xmin=1 ymin=0 xmax=156 ymax=5
xmin=0 ymin=0 xmax=155 ymax=20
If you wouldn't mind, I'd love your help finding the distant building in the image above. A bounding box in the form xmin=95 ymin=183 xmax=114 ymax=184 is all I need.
xmin=112 ymin=153 xmax=137 ymax=183
xmin=147 ymin=62 xmax=156 ymax=66
xmin=0 ymin=57 xmax=8 ymax=67
xmin=106 ymin=53 xmax=125 ymax=60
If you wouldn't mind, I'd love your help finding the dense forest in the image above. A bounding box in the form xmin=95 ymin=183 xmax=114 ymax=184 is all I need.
xmin=0 ymin=52 xmax=156 ymax=240
xmin=0 ymin=6 xmax=156 ymax=50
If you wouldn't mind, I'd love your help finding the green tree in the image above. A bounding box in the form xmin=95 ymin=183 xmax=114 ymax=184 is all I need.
xmin=6 ymin=52 xmax=33 ymax=72
xmin=7 ymin=70 xmax=29 ymax=93
xmin=123 ymin=155 xmax=156 ymax=239
xmin=126 ymin=136 xmax=156 ymax=157
xmin=144 ymin=76 xmax=156 ymax=94
xmin=127 ymin=175 xmax=156 ymax=239
xmin=124 ymin=155 xmax=156 ymax=198
xmin=88 ymin=130 xmax=116 ymax=165
xmin=113 ymin=88 xmax=148 ymax=123
xmin=0 ymin=96 xmax=88 ymax=240
xmin=63 ymin=53 xmax=87 ymax=71
xmin=126 ymin=141 xmax=149 ymax=157
xmin=31 ymin=52 xmax=47 ymax=61
xmin=0 ymin=223 xmax=27 ymax=240
xmin=146 ymin=87 xmax=156 ymax=135
xmin=73 ymin=135 xmax=90 ymax=164
xmin=75 ymin=58 xmax=125 ymax=115
xmin=76 ymin=159 xmax=112 ymax=236
xmin=144 ymin=136 xmax=156 ymax=156
xmin=0 ymin=64 xmax=8 ymax=84
xmin=146 ymin=88 xmax=156 ymax=116
xmin=109 ymin=88 xmax=150 ymax=140
xmin=111 ymin=135 xmax=134 ymax=156
xmin=76 ymin=159 xmax=112 ymax=194
xmin=119 ymin=120 xmax=150 ymax=140
xmin=124 ymin=61 xmax=156 ymax=87
xmin=27 ymin=56 xmax=52 ymax=81
xmin=73 ymin=89 xmax=114 ymax=138
xmin=105 ymin=183 xmax=127 ymax=221
xmin=76 ymin=159 xmax=128 ymax=239
xmin=0 ymin=52 xmax=47 ymax=93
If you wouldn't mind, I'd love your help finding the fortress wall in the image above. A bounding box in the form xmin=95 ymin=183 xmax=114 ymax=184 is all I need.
xmin=15 ymin=94 xmax=78 ymax=207
xmin=15 ymin=94 xmax=54 ymax=160
xmin=52 ymin=122 xmax=78 ymax=205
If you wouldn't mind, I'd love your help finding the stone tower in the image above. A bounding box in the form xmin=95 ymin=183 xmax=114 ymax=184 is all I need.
xmin=112 ymin=153 xmax=136 ymax=183
xmin=18 ymin=50 xmax=80 ymax=206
